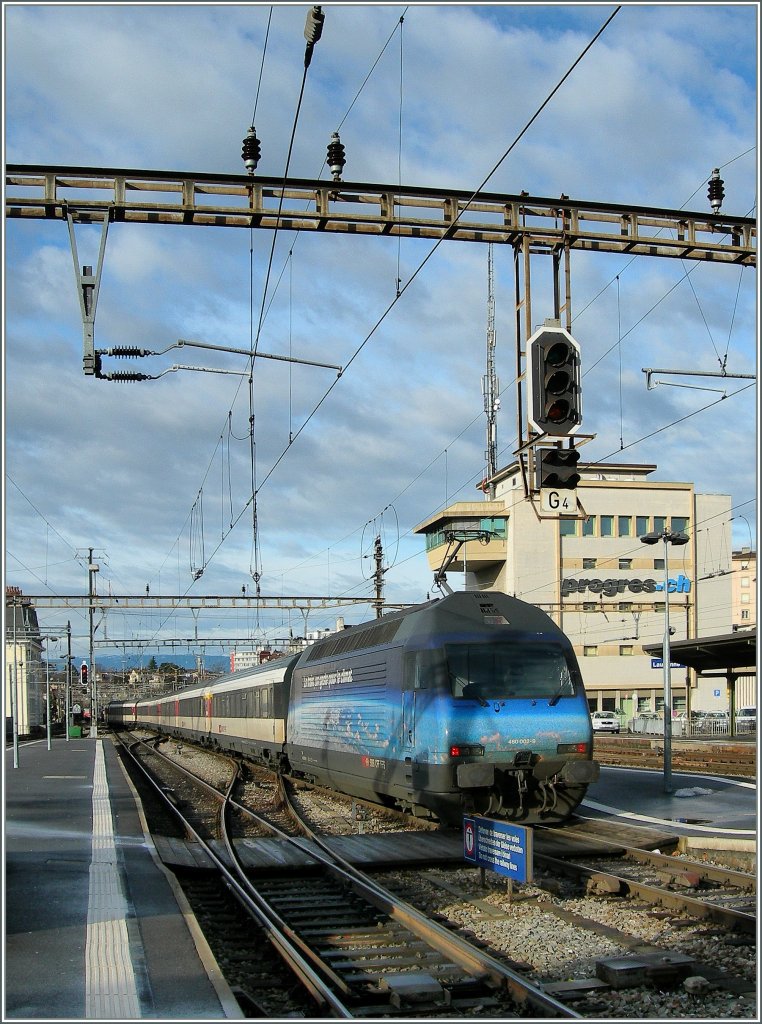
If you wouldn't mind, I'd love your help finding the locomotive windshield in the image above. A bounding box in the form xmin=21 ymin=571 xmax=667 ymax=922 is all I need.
xmin=445 ymin=642 xmax=575 ymax=701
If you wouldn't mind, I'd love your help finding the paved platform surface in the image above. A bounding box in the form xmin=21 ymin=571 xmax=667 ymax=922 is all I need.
xmin=4 ymin=736 xmax=241 ymax=1020
xmin=581 ymin=763 xmax=757 ymax=837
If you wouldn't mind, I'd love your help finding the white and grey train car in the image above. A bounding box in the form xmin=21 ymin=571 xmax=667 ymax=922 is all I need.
xmin=108 ymin=655 xmax=297 ymax=767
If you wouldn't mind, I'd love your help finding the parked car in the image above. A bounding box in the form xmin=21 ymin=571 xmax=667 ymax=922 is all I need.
xmin=691 ymin=710 xmax=729 ymax=733
xmin=735 ymin=707 xmax=756 ymax=730
xmin=591 ymin=711 xmax=620 ymax=734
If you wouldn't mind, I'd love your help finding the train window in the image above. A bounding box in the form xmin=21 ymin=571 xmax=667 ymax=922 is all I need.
xmin=445 ymin=642 xmax=576 ymax=701
xmin=403 ymin=649 xmax=448 ymax=691
xmin=261 ymin=688 xmax=270 ymax=717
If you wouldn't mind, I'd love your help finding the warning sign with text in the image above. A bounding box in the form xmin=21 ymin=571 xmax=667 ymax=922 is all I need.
xmin=463 ymin=816 xmax=533 ymax=882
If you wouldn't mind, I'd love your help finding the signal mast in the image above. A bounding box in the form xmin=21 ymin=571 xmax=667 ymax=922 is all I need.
xmin=482 ymin=244 xmax=500 ymax=498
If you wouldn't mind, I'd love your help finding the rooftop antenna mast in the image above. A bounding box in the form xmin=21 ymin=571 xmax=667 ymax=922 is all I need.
xmin=482 ymin=243 xmax=500 ymax=498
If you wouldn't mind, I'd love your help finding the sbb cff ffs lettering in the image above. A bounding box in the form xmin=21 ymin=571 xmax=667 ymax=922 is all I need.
xmin=526 ymin=322 xmax=582 ymax=437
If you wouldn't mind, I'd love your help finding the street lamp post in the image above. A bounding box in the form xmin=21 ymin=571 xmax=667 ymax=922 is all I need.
xmin=11 ymin=599 xmax=20 ymax=768
xmin=42 ymin=636 xmax=60 ymax=751
xmin=66 ymin=621 xmax=72 ymax=742
xmin=88 ymin=551 xmax=99 ymax=738
xmin=640 ymin=528 xmax=690 ymax=793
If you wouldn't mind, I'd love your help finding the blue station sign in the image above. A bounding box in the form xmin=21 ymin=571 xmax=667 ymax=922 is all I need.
xmin=463 ymin=816 xmax=533 ymax=882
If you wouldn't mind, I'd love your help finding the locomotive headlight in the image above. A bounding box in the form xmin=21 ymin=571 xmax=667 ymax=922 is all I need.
xmin=557 ymin=742 xmax=589 ymax=754
xmin=450 ymin=744 xmax=484 ymax=758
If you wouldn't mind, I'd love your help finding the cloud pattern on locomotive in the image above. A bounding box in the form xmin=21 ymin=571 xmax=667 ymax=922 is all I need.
xmin=108 ymin=591 xmax=599 ymax=825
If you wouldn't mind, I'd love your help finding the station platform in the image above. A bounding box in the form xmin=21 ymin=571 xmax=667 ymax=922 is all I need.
xmin=582 ymin=762 xmax=757 ymax=837
xmin=4 ymin=735 xmax=242 ymax=1020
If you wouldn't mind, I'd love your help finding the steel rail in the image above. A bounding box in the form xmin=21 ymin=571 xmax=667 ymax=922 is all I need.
xmin=534 ymin=850 xmax=756 ymax=934
xmin=125 ymin=735 xmax=510 ymax=1016
xmin=113 ymin=731 xmax=355 ymax=1017
xmin=273 ymin=779 xmax=581 ymax=1017
xmin=534 ymin=824 xmax=756 ymax=892
xmin=171 ymin=754 xmax=580 ymax=1017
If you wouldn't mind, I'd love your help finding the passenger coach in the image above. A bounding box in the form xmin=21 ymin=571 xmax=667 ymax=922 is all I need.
xmin=108 ymin=655 xmax=297 ymax=767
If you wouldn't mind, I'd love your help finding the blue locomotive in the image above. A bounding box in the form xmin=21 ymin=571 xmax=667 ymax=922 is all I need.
xmin=107 ymin=591 xmax=599 ymax=825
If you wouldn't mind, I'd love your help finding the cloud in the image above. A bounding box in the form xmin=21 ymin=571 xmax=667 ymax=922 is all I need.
xmin=4 ymin=3 xmax=757 ymax=651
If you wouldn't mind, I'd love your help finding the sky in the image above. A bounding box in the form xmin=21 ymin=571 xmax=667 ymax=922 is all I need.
xmin=3 ymin=1 xmax=759 ymax=664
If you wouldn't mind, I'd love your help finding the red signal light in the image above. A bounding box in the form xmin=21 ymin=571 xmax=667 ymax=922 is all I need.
xmin=449 ymin=744 xmax=484 ymax=758
xmin=557 ymin=741 xmax=588 ymax=754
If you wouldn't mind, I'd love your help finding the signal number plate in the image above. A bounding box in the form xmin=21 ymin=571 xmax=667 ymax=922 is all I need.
xmin=540 ymin=488 xmax=578 ymax=514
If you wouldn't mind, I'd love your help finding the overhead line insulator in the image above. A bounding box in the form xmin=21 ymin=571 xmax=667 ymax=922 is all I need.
xmin=103 ymin=372 xmax=152 ymax=382
xmin=242 ymin=126 xmax=261 ymax=175
xmin=708 ymin=168 xmax=725 ymax=215
xmin=326 ymin=132 xmax=346 ymax=182
xmin=304 ymin=5 xmax=324 ymax=68
xmin=105 ymin=346 xmax=151 ymax=358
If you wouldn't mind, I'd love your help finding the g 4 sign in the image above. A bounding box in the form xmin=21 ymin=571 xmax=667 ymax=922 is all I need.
xmin=541 ymin=488 xmax=578 ymax=514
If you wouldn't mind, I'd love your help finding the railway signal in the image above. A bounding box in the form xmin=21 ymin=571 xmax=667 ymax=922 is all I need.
xmin=80 ymin=662 xmax=88 ymax=689
xmin=526 ymin=322 xmax=582 ymax=437
xmin=538 ymin=447 xmax=580 ymax=514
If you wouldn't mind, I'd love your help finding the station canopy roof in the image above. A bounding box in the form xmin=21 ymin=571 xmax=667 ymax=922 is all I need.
xmin=643 ymin=629 xmax=756 ymax=674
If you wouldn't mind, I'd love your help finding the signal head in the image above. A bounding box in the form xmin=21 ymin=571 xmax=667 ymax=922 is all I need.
xmin=526 ymin=324 xmax=582 ymax=437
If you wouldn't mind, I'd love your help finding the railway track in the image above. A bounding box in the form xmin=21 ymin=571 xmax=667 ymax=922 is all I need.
xmin=113 ymin=729 xmax=580 ymax=1018
xmin=113 ymin=729 xmax=756 ymax=1017
xmin=532 ymin=825 xmax=756 ymax=935
xmin=593 ymin=737 xmax=756 ymax=778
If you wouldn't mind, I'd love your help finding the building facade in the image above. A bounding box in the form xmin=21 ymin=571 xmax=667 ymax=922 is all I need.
xmin=730 ymin=547 xmax=757 ymax=710
xmin=732 ymin=547 xmax=756 ymax=632
xmin=415 ymin=462 xmax=739 ymax=719
xmin=4 ymin=587 xmax=44 ymax=736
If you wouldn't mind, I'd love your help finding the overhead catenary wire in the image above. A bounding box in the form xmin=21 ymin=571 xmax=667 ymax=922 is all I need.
xmin=337 ymin=8 xmax=407 ymax=132
xmin=250 ymin=7 xmax=410 ymax=324
xmin=145 ymin=7 xmax=409 ymax=607
xmin=35 ymin=6 xmax=749 ymax=647
xmin=396 ymin=12 xmax=405 ymax=296
xmin=140 ymin=8 xmax=327 ymax=641
xmin=617 ymin=275 xmax=623 ymax=450
xmin=245 ymin=7 xmax=326 ymax=590
xmin=219 ymin=4 xmax=625 ymax=535
xmin=153 ymin=0 xmax=725 ymax=622
xmin=574 ymin=163 xmax=756 ymax=389
xmin=249 ymin=5 xmax=273 ymax=126
xmin=141 ymin=6 xmax=313 ymax=595
xmin=251 ymin=5 xmax=623 ymax=496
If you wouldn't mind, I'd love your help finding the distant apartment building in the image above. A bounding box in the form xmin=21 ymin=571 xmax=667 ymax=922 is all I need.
xmin=731 ymin=547 xmax=757 ymax=710
xmin=229 ymin=622 xmax=348 ymax=671
xmin=732 ymin=547 xmax=756 ymax=632
xmin=5 ymin=586 xmax=44 ymax=735
xmin=415 ymin=462 xmax=748 ymax=719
